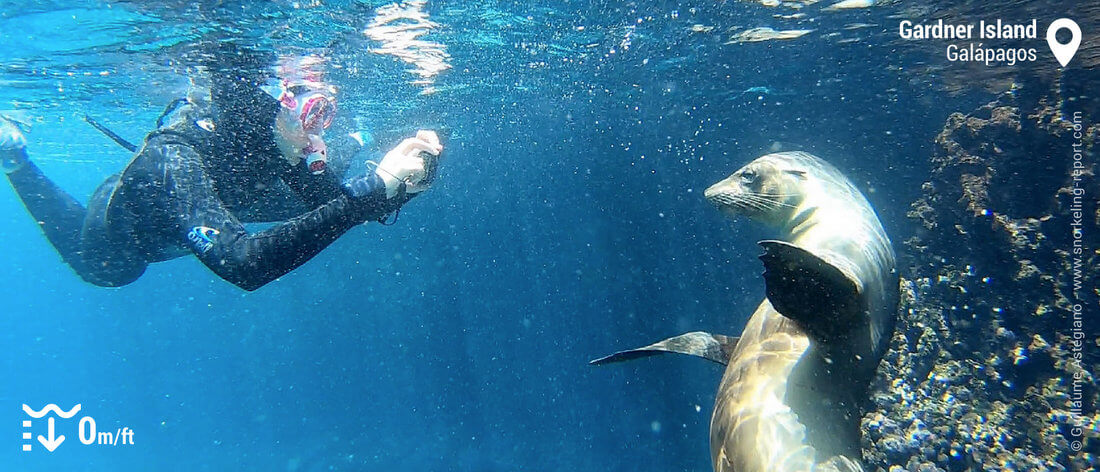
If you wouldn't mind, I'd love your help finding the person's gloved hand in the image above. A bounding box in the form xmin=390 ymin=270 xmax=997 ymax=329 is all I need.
xmin=375 ymin=130 xmax=443 ymax=198
xmin=0 ymin=116 xmax=28 ymax=174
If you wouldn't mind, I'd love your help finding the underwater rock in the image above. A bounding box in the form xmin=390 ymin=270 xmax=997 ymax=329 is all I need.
xmin=862 ymin=78 xmax=1099 ymax=471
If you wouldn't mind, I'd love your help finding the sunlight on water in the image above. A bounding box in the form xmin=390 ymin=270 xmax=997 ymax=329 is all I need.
xmin=364 ymin=0 xmax=452 ymax=93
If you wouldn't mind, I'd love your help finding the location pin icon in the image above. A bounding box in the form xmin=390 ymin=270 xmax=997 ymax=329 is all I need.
xmin=1046 ymin=18 xmax=1081 ymax=67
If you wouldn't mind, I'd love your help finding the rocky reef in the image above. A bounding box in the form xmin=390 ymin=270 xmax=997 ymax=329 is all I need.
xmin=861 ymin=76 xmax=1099 ymax=471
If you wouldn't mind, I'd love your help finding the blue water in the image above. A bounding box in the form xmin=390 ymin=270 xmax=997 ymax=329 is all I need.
xmin=1 ymin=1 xmax=997 ymax=471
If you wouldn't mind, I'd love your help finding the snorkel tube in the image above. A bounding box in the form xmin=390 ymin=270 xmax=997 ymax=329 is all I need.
xmin=302 ymin=134 xmax=328 ymax=175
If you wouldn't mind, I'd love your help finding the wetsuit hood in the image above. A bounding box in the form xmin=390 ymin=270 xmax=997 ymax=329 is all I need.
xmin=204 ymin=43 xmax=283 ymax=171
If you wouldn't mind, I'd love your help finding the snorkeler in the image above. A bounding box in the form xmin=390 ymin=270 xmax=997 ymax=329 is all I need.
xmin=0 ymin=51 xmax=443 ymax=291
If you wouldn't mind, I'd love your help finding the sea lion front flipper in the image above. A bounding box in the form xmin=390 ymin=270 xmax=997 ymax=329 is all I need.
xmin=758 ymin=240 xmax=862 ymax=342
xmin=818 ymin=454 xmax=865 ymax=472
xmin=589 ymin=331 xmax=738 ymax=366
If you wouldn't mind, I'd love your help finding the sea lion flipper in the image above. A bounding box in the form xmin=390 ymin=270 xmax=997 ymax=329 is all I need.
xmin=589 ymin=331 xmax=738 ymax=366
xmin=758 ymin=240 xmax=862 ymax=341
xmin=819 ymin=454 xmax=865 ymax=472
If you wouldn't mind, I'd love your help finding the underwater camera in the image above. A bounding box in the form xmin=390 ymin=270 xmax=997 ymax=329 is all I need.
xmin=418 ymin=127 xmax=450 ymax=188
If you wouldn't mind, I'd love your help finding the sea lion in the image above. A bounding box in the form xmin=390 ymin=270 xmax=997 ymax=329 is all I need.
xmin=593 ymin=151 xmax=898 ymax=472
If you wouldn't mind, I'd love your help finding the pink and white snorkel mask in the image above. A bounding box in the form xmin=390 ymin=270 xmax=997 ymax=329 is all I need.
xmin=279 ymin=89 xmax=337 ymax=132
xmin=268 ymin=54 xmax=338 ymax=175
xmin=277 ymin=88 xmax=336 ymax=175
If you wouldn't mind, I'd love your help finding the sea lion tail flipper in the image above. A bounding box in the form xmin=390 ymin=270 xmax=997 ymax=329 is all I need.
xmin=589 ymin=331 xmax=738 ymax=366
xmin=758 ymin=240 xmax=862 ymax=341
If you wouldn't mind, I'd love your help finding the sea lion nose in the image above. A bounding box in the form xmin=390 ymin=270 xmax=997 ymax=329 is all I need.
xmin=704 ymin=180 xmax=727 ymax=202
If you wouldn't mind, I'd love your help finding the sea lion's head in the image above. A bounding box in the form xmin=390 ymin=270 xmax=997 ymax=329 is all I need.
xmin=704 ymin=153 xmax=808 ymax=225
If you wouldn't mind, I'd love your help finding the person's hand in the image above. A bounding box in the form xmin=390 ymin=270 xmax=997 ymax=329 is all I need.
xmin=375 ymin=130 xmax=443 ymax=198
xmin=0 ymin=115 xmax=28 ymax=174
xmin=0 ymin=115 xmax=27 ymax=152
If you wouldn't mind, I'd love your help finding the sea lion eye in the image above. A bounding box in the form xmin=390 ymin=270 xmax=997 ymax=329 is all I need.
xmin=741 ymin=169 xmax=757 ymax=184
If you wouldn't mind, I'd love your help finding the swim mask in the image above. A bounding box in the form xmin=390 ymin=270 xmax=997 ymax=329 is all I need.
xmin=274 ymin=88 xmax=335 ymax=174
xmin=279 ymin=89 xmax=336 ymax=132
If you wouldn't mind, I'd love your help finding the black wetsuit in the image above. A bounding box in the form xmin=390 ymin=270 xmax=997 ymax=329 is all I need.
xmin=5 ymin=98 xmax=403 ymax=291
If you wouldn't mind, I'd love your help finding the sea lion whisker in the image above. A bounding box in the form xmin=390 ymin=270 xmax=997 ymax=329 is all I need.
xmin=746 ymin=192 xmax=796 ymax=197
xmin=742 ymin=194 xmax=797 ymax=209
xmin=739 ymin=194 xmax=783 ymax=211
xmin=734 ymin=195 xmax=769 ymax=211
xmin=710 ymin=193 xmax=747 ymax=208
xmin=744 ymin=192 xmax=799 ymax=202
xmin=718 ymin=197 xmax=751 ymax=211
xmin=742 ymin=192 xmax=798 ymax=207
xmin=710 ymin=192 xmax=790 ymax=212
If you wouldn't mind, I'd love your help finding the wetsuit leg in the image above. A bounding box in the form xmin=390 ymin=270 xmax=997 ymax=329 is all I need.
xmin=6 ymin=162 xmax=146 ymax=286
xmin=78 ymin=173 xmax=147 ymax=286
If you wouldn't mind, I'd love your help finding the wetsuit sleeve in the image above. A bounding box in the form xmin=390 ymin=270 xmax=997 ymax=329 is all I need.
xmin=280 ymin=162 xmax=347 ymax=208
xmin=163 ymin=142 xmax=395 ymax=291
